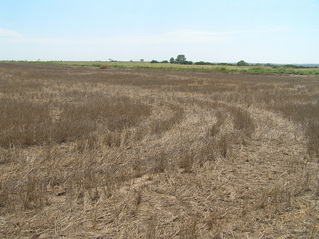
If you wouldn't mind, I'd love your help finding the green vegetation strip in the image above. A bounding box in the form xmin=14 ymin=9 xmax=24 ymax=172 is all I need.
xmin=4 ymin=61 xmax=319 ymax=75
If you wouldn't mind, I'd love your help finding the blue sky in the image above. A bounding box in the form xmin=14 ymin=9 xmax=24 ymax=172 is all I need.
xmin=0 ymin=0 xmax=318 ymax=63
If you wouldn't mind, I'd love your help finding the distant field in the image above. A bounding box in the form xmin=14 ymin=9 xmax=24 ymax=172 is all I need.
xmin=0 ymin=63 xmax=319 ymax=238
xmin=9 ymin=60 xmax=319 ymax=75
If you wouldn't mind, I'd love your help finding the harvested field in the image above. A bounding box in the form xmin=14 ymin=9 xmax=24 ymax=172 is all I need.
xmin=0 ymin=62 xmax=319 ymax=238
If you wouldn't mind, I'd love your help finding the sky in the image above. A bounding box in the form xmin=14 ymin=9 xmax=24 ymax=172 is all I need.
xmin=0 ymin=0 xmax=318 ymax=64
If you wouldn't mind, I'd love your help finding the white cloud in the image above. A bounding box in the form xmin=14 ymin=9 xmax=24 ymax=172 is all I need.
xmin=0 ymin=27 xmax=21 ymax=37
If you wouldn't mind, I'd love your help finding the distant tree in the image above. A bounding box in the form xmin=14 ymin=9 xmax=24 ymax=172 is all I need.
xmin=162 ymin=60 xmax=169 ymax=63
xmin=170 ymin=57 xmax=175 ymax=64
xmin=175 ymin=54 xmax=186 ymax=64
xmin=150 ymin=60 xmax=159 ymax=63
xmin=195 ymin=61 xmax=214 ymax=65
xmin=237 ymin=60 xmax=249 ymax=66
xmin=140 ymin=59 xmax=144 ymax=62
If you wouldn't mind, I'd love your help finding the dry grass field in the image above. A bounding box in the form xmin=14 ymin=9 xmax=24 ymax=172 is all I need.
xmin=0 ymin=62 xmax=319 ymax=238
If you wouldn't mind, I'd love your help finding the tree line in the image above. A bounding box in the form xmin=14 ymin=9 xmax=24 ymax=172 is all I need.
xmin=150 ymin=55 xmax=311 ymax=68
xmin=151 ymin=55 xmax=249 ymax=66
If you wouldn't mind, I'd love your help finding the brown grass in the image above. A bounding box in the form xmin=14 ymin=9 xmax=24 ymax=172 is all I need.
xmin=0 ymin=62 xmax=319 ymax=238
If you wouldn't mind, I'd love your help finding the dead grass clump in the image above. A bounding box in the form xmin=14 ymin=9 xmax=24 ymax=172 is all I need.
xmin=256 ymin=187 xmax=293 ymax=213
xmin=231 ymin=107 xmax=255 ymax=138
xmin=0 ymin=175 xmax=48 ymax=213
xmin=132 ymin=159 xmax=143 ymax=178
xmin=102 ymin=131 xmax=123 ymax=148
xmin=306 ymin=122 xmax=319 ymax=160
xmin=0 ymin=99 xmax=51 ymax=147
xmin=205 ymin=210 xmax=223 ymax=237
xmin=209 ymin=111 xmax=226 ymax=137
xmin=293 ymin=168 xmax=311 ymax=196
xmin=152 ymin=153 xmax=168 ymax=173
xmin=197 ymin=140 xmax=217 ymax=166
xmin=0 ymin=96 xmax=151 ymax=148
xmin=178 ymin=151 xmax=195 ymax=172
xmin=100 ymin=171 xmax=118 ymax=198
xmin=179 ymin=216 xmax=198 ymax=239
xmin=216 ymin=134 xmax=232 ymax=158
xmin=99 ymin=97 xmax=151 ymax=132
xmin=99 ymin=64 xmax=109 ymax=69
xmin=145 ymin=214 xmax=158 ymax=238
xmin=150 ymin=103 xmax=184 ymax=135
xmin=19 ymin=175 xmax=48 ymax=210
xmin=0 ymin=99 xmax=91 ymax=147
xmin=0 ymin=147 xmax=20 ymax=164
xmin=67 ymin=175 xmax=98 ymax=203
xmin=0 ymin=180 xmax=10 ymax=211
xmin=273 ymin=101 xmax=319 ymax=160
xmin=133 ymin=189 xmax=143 ymax=207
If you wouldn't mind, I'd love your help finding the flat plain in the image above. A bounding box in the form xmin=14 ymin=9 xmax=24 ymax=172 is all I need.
xmin=0 ymin=63 xmax=319 ymax=238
